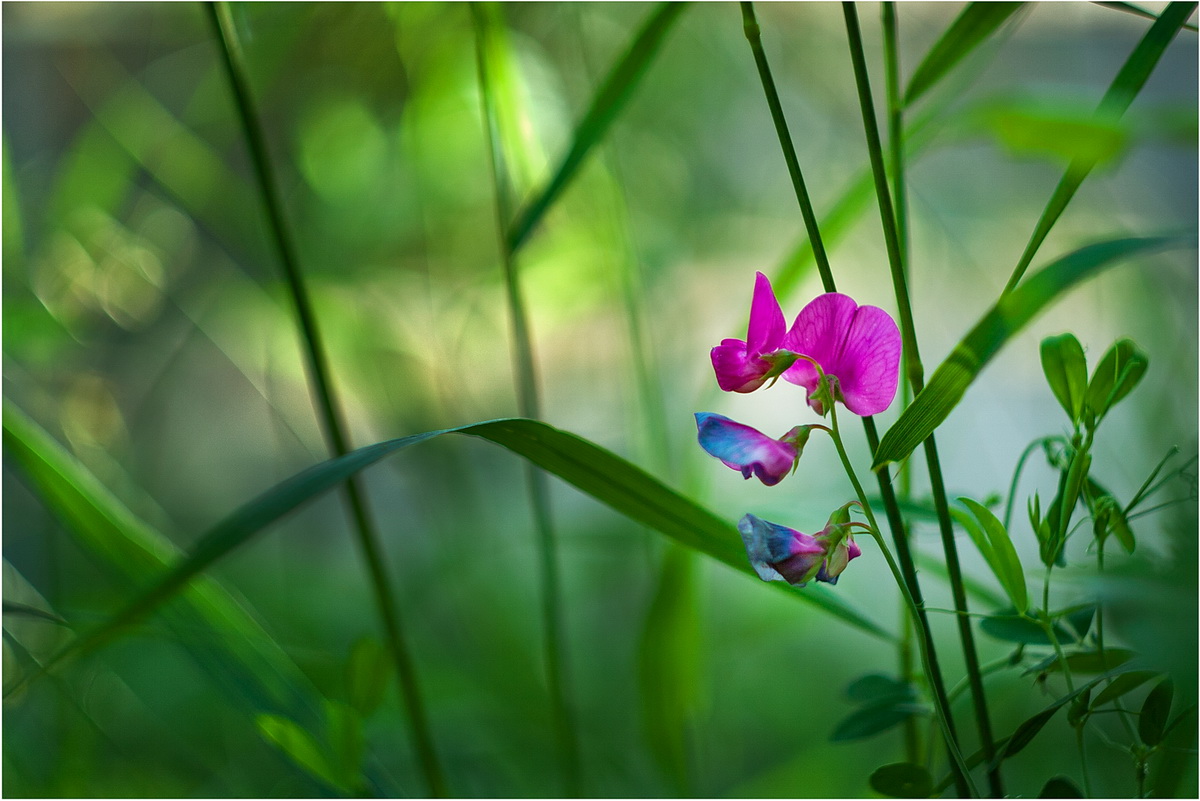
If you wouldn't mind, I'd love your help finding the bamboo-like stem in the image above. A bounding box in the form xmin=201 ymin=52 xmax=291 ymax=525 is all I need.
xmin=841 ymin=3 xmax=1001 ymax=795
xmin=741 ymin=4 xmax=963 ymax=790
xmin=206 ymin=5 xmax=446 ymax=796
xmin=471 ymin=6 xmax=581 ymax=795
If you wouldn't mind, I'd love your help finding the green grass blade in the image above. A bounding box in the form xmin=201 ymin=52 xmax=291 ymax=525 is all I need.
xmin=1 ymin=400 xmax=324 ymax=722
xmin=505 ymin=2 xmax=686 ymax=253
xmin=1001 ymin=2 xmax=1196 ymax=295
xmin=872 ymin=235 xmax=1188 ymax=471
xmin=15 ymin=417 xmax=891 ymax=694
xmin=472 ymin=6 xmax=579 ymax=791
xmin=207 ymin=6 xmax=446 ymax=795
xmin=1093 ymin=1 xmax=1199 ymax=31
xmin=904 ymin=3 xmax=1024 ymax=106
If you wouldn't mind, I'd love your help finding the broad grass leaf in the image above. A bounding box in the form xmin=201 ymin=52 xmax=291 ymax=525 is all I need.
xmin=16 ymin=414 xmax=890 ymax=694
xmin=1040 ymin=333 xmax=1088 ymax=422
xmin=2 ymin=601 xmax=68 ymax=626
xmin=506 ymin=3 xmax=686 ymax=252
xmin=904 ymin=3 xmax=1024 ymax=106
xmin=871 ymin=236 xmax=1186 ymax=471
xmin=958 ymin=498 xmax=1028 ymax=613
xmin=869 ymin=762 xmax=934 ymax=798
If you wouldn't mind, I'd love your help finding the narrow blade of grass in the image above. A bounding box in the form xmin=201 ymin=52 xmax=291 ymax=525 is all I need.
xmin=1001 ymin=2 xmax=1196 ymax=294
xmin=207 ymin=5 xmax=446 ymax=795
xmin=506 ymin=2 xmax=687 ymax=253
xmin=872 ymin=235 xmax=1189 ymax=471
xmin=2 ymin=400 xmax=324 ymax=722
xmin=1094 ymin=1 xmax=1199 ymax=31
xmin=904 ymin=3 xmax=1025 ymax=107
xmin=471 ymin=5 xmax=579 ymax=792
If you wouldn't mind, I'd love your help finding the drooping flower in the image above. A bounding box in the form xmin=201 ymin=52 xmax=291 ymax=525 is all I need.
xmin=710 ymin=272 xmax=797 ymax=393
xmin=738 ymin=512 xmax=863 ymax=587
xmin=781 ymin=292 xmax=902 ymax=417
xmin=695 ymin=412 xmax=811 ymax=486
xmin=738 ymin=514 xmax=827 ymax=585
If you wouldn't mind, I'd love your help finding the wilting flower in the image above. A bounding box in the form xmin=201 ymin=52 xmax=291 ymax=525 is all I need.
xmin=782 ymin=292 xmax=901 ymax=417
xmin=710 ymin=272 xmax=797 ymax=393
xmin=738 ymin=513 xmax=862 ymax=587
xmin=695 ymin=413 xmax=812 ymax=486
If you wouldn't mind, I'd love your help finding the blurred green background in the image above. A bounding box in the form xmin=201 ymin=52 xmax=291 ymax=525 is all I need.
xmin=3 ymin=2 xmax=1196 ymax=797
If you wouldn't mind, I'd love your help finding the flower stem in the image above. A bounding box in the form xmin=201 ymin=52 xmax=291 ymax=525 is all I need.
xmin=742 ymin=6 xmax=962 ymax=787
xmin=828 ymin=404 xmax=978 ymax=797
xmin=842 ymin=4 xmax=1000 ymax=794
xmin=207 ymin=5 xmax=445 ymax=795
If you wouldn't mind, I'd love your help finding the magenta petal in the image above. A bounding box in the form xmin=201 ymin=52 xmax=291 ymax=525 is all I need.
xmin=782 ymin=293 xmax=858 ymax=398
xmin=835 ymin=305 xmax=901 ymax=416
xmin=711 ymin=339 xmax=771 ymax=393
xmin=781 ymin=292 xmax=901 ymax=416
xmin=746 ymin=272 xmax=786 ymax=355
xmin=695 ymin=413 xmax=798 ymax=486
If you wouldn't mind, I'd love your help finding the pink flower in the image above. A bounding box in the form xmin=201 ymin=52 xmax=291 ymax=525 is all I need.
xmin=782 ymin=293 xmax=902 ymax=416
xmin=738 ymin=514 xmax=862 ymax=587
xmin=710 ymin=272 xmax=795 ymax=393
xmin=695 ymin=413 xmax=810 ymax=486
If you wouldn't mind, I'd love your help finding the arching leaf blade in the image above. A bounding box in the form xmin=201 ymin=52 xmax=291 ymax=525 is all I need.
xmin=904 ymin=3 xmax=1025 ymax=106
xmin=13 ymin=415 xmax=890 ymax=695
xmin=872 ymin=235 xmax=1187 ymax=471
xmin=506 ymin=2 xmax=687 ymax=253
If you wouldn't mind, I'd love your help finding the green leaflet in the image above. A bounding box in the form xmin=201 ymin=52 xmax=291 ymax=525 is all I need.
xmin=903 ymin=3 xmax=1025 ymax=106
xmin=958 ymin=498 xmax=1028 ymax=614
xmin=10 ymin=410 xmax=891 ymax=695
xmin=871 ymin=235 xmax=1186 ymax=471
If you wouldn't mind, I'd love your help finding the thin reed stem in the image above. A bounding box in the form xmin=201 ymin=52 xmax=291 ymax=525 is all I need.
xmin=842 ymin=3 xmax=1001 ymax=795
xmin=827 ymin=404 xmax=979 ymax=798
xmin=206 ymin=4 xmax=446 ymax=796
xmin=742 ymin=4 xmax=962 ymax=789
xmin=881 ymin=2 xmax=919 ymax=764
xmin=471 ymin=6 xmax=581 ymax=794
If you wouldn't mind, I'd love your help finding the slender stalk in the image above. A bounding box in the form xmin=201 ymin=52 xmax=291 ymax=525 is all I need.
xmin=828 ymin=404 xmax=979 ymax=798
xmin=471 ymin=7 xmax=581 ymax=794
xmin=841 ymin=4 xmax=1001 ymax=795
xmin=881 ymin=2 xmax=920 ymax=765
xmin=206 ymin=5 xmax=446 ymax=796
xmin=740 ymin=2 xmax=835 ymax=289
xmin=741 ymin=5 xmax=962 ymax=788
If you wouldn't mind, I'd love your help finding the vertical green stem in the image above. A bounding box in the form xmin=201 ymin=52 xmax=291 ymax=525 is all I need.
xmin=827 ymin=405 xmax=979 ymax=798
xmin=742 ymin=4 xmax=961 ymax=788
xmin=841 ymin=3 xmax=1001 ymax=795
xmin=206 ymin=4 xmax=446 ymax=796
xmin=880 ymin=2 xmax=919 ymax=764
xmin=472 ymin=6 xmax=580 ymax=795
